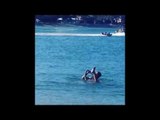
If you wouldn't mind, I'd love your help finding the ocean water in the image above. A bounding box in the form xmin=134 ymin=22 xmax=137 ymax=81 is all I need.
xmin=35 ymin=25 xmax=125 ymax=105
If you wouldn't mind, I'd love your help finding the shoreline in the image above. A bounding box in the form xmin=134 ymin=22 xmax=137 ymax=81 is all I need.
xmin=36 ymin=23 xmax=124 ymax=28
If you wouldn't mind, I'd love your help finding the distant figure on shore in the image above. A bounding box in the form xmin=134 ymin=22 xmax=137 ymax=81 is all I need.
xmin=82 ymin=67 xmax=101 ymax=82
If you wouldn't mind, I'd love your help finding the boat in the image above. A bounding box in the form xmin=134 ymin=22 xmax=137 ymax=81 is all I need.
xmin=101 ymin=32 xmax=112 ymax=37
xmin=101 ymin=29 xmax=125 ymax=36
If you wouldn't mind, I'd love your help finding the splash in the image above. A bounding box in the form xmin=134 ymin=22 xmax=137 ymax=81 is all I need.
xmin=35 ymin=33 xmax=125 ymax=36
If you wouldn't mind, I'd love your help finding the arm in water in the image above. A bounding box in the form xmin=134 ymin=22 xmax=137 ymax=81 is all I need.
xmin=91 ymin=67 xmax=96 ymax=82
xmin=82 ymin=70 xmax=90 ymax=80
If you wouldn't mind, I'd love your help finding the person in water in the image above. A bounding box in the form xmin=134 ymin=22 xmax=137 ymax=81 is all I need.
xmin=81 ymin=70 xmax=91 ymax=80
xmin=82 ymin=67 xmax=101 ymax=82
xmin=91 ymin=67 xmax=101 ymax=82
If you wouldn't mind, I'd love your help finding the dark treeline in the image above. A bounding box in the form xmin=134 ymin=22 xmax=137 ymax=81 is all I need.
xmin=35 ymin=15 xmax=125 ymax=27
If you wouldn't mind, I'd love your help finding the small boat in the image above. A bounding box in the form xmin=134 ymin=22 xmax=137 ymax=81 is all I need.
xmin=101 ymin=32 xmax=112 ymax=37
xmin=101 ymin=28 xmax=125 ymax=37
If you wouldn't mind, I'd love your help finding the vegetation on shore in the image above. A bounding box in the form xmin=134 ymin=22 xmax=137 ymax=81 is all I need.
xmin=35 ymin=15 xmax=125 ymax=27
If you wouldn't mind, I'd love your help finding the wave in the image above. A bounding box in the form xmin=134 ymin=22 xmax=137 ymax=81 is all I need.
xmin=35 ymin=33 xmax=125 ymax=36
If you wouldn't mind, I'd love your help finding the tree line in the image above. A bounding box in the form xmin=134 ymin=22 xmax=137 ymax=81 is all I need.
xmin=35 ymin=15 xmax=125 ymax=26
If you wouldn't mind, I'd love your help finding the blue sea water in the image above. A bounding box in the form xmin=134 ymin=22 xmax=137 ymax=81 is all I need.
xmin=35 ymin=25 xmax=125 ymax=105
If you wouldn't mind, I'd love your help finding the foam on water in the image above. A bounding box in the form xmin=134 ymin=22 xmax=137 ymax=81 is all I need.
xmin=35 ymin=33 xmax=125 ymax=36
